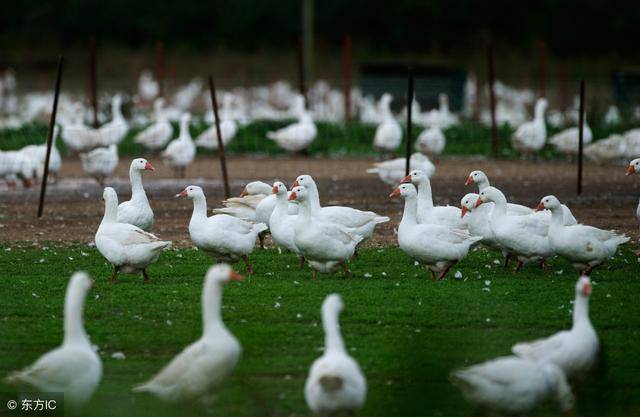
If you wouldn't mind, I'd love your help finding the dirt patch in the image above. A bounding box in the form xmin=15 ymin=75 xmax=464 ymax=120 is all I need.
xmin=1 ymin=156 xmax=638 ymax=246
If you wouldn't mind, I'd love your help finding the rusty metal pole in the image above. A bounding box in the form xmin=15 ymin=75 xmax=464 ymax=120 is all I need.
xmin=405 ymin=67 xmax=414 ymax=176
xmin=343 ymin=34 xmax=352 ymax=123
xmin=89 ymin=37 xmax=98 ymax=128
xmin=486 ymin=42 xmax=499 ymax=158
xmin=38 ymin=56 xmax=64 ymax=218
xmin=208 ymin=76 xmax=230 ymax=199
xmin=296 ymin=37 xmax=307 ymax=108
xmin=577 ymin=80 xmax=585 ymax=196
xmin=537 ymin=40 xmax=546 ymax=98
xmin=155 ymin=41 xmax=165 ymax=98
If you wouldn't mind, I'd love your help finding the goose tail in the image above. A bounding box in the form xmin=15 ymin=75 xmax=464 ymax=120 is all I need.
xmin=374 ymin=216 xmax=390 ymax=224
xmin=319 ymin=375 xmax=344 ymax=393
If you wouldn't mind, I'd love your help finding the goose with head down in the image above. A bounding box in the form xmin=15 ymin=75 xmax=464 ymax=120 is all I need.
xmin=392 ymin=183 xmax=481 ymax=279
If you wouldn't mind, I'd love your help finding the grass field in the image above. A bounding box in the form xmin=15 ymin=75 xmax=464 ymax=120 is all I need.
xmin=1 ymin=244 xmax=639 ymax=416
xmin=1 ymin=116 xmax=638 ymax=160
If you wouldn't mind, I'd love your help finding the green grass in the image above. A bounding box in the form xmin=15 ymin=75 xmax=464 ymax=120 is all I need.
xmin=1 ymin=244 xmax=639 ymax=416
xmin=1 ymin=116 xmax=638 ymax=159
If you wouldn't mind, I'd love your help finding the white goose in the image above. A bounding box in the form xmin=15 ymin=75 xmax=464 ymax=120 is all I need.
xmin=134 ymin=98 xmax=173 ymax=151
xmin=465 ymin=170 xmax=534 ymax=215
xmin=292 ymin=174 xmax=389 ymax=245
xmin=511 ymin=98 xmax=547 ymax=154
xmin=162 ymin=113 xmax=195 ymax=177
xmin=401 ymin=170 xmax=466 ymax=229
xmin=195 ymin=94 xmax=238 ymax=150
xmin=415 ymin=126 xmax=446 ymax=157
xmin=79 ymin=144 xmax=119 ymax=185
xmin=366 ymin=152 xmax=435 ymax=186
xmin=177 ymin=185 xmax=267 ymax=273
xmin=133 ymin=264 xmax=242 ymax=403
xmin=549 ymin=119 xmax=593 ymax=156
xmin=21 ymin=125 xmax=62 ymax=182
xmin=269 ymin=182 xmax=301 ymax=256
xmin=424 ymin=93 xmax=459 ymax=129
xmin=373 ymin=93 xmax=402 ymax=152
xmin=476 ymin=187 xmax=553 ymax=272
xmin=117 ymin=158 xmax=155 ymax=231
xmin=513 ymin=276 xmax=600 ymax=379
xmin=289 ymin=186 xmax=361 ymax=278
xmin=5 ymin=272 xmax=102 ymax=408
xmin=266 ymin=94 xmax=317 ymax=152
xmin=584 ymin=134 xmax=626 ymax=164
xmin=95 ymin=187 xmax=171 ymax=282
xmin=538 ymin=195 xmax=628 ymax=274
xmin=0 ymin=150 xmax=36 ymax=188
xmin=97 ymin=94 xmax=129 ymax=146
xmin=305 ymin=294 xmax=366 ymax=416
xmin=392 ymin=183 xmax=481 ymax=279
xmin=212 ymin=181 xmax=272 ymax=222
xmin=626 ymin=159 xmax=640 ymax=235
xmin=460 ymin=193 xmax=507 ymax=258
xmin=450 ymin=356 xmax=574 ymax=415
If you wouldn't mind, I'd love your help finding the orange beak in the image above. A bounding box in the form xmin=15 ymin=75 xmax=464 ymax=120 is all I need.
xmin=229 ymin=270 xmax=244 ymax=281
xmin=175 ymin=189 xmax=188 ymax=198
xmin=627 ymin=165 xmax=635 ymax=176
xmin=535 ymin=202 xmax=545 ymax=212
xmin=400 ymin=175 xmax=412 ymax=184
xmin=288 ymin=192 xmax=297 ymax=201
xmin=389 ymin=188 xmax=401 ymax=198
xmin=239 ymin=188 xmax=248 ymax=197
xmin=290 ymin=180 xmax=300 ymax=190
xmin=272 ymin=186 xmax=278 ymax=194
xmin=474 ymin=198 xmax=483 ymax=207
xmin=461 ymin=206 xmax=468 ymax=218
xmin=144 ymin=162 xmax=155 ymax=171
xmin=464 ymin=175 xmax=473 ymax=186
xmin=583 ymin=282 xmax=592 ymax=296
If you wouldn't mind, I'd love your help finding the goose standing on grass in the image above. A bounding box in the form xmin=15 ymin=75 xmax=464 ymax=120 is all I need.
xmin=392 ymin=183 xmax=481 ymax=279
xmin=450 ymin=356 xmax=574 ymax=415
xmin=289 ymin=186 xmax=361 ymax=278
xmin=97 ymin=94 xmax=129 ymax=146
xmin=401 ymin=170 xmax=466 ymax=229
xmin=162 ymin=113 xmax=195 ymax=178
xmin=513 ymin=276 xmax=600 ymax=379
xmin=95 ymin=187 xmax=171 ymax=283
xmin=415 ymin=126 xmax=446 ymax=157
xmin=196 ymin=94 xmax=238 ymax=150
xmin=476 ymin=187 xmax=553 ymax=272
xmin=537 ymin=196 xmax=629 ymax=275
xmin=79 ymin=144 xmax=119 ymax=185
xmin=292 ymin=175 xmax=389 ymax=245
xmin=269 ymin=182 xmax=305 ymax=265
xmin=511 ymin=97 xmax=547 ymax=155
xmin=0 ymin=150 xmax=36 ymax=188
xmin=133 ymin=264 xmax=242 ymax=403
xmin=366 ymin=152 xmax=435 ymax=186
xmin=373 ymin=93 xmax=402 ymax=152
xmin=305 ymin=294 xmax=366 ymax=416
xmin=134 ymin=98 xmax=173 ymax=151
xmin=460 ymin=193 xmax=509 ymax=259
xmin=5 ymin=272 xmax=102 ymax=408
xmin=117 ymin=158 xmax=155 ymax=231
xmin=266 ymin=94 xmax=317 ymax=152
xmin=252 ymin=180 xmax=299 ymax=249
xmin=549 ymin=118 xmax=593 ymax=156
xmin=21 ymin=125 xmax=62 ymax=182
xmin=177 ymin=185 xmax=267 ymax=273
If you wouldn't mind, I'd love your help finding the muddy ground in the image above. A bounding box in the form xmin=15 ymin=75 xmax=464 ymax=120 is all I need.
xmin=0 ymin=156 xmax=638 ymax=247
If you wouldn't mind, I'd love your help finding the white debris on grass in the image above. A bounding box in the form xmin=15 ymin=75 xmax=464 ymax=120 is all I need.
xmin=454 ymin=271 xmax=462 ymax=279
xmin=111 ymin=352 xmax=126 ymax=360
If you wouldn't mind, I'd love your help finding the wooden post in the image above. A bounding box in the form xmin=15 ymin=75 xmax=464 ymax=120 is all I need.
xmin=296 ymin=37 xmax=307 ymax=108
xmin=405 ymin=68 xmax=414 ymax=176
xmin=89 ymin=37 xmax=98 ymax=128
xmin=208 ymin=76 xmax=231 ymax=200
xmin=486 ymin=42 xmax=499 ymax=158
xmin=155 ymin=41 xmax=165 ymax=98
xmin=537 ymin=40 xmax=546 ymax=98
xmin=38 ymin=56 xmax=64 ymax=218
xmin=577 ymin=80 xmax=585 ymax=196
xmin=343 ymin=34 xmax=352 ymax=123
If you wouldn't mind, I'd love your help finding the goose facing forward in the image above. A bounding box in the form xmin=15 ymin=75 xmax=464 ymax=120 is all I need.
xmin=133 ymin=264 xmax=243 ymax=403
xmin=5 ymin=272 xmax=102 ymax=408
xmin=162 ymin=113 xmax=195 ymax=178
xmin=511 ymin=97 xmax=547 ymax=154
xmin=95 ymin=187 xmax=171 ymax=282
xmin=512 ymin=276 xmax=600 ymax=379
xmin=305 ymin=294 xmax=366 ymax=416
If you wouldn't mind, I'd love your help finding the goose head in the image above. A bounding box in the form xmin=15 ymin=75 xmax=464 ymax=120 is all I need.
xmin=465 ymin=170 xmax=488 ymax=186
xmin=389 ymin=183 xmax=417 ymax=199
xmin=69 ymin=271 xmax=94 ymax=294
xmin=460 ymin=193 xmax=480 ymax=218
xmin=401 ymin=169 xmax=427 ymax=185
xmin=626 ymin=158 xmax=640 ymax=176
xmin=475 ymin=187 xmax=503 ymax=207
xmin=288 ymin=185 xmax=308 ymax=204
xmin=322 ymin=293 xmax=344 ymax=315
xmin=240 ymin=181 xmax=272 ymax=197
xmin=130 ymin=157 xmax=154 ymax=172
xmin=153 ymin=98 xmax=166 ymax=115
xmin=102 ymin=187 xmax=119 ymax=222
xmin=272 ymin=181 xmax=288 ymax=196
xmin=175 ymin=185 xmax=204 ymax=199
xmin=103 ymin=186 xmax=118 ymax=205
xmin=206 ymin=263 xmax=244 ymax=285
xmin=379 ymin=93 xmax=393 ymax=108
xmin=575 ymin=276 xmax=592 ymax=298
xmin=291 ymin=174 xmax=316 ymax=190
xmin=535 ymin=195 xmax=561 ymax=212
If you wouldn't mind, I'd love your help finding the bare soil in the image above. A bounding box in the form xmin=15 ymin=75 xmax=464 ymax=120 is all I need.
xmin=1 ymin=156 xmax=638 ymax=247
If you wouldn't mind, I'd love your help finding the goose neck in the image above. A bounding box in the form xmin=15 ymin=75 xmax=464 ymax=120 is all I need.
xmin=572 ymin=295 xmax=590 ymax=327
xmin=129 ymin=169 xmax=147 ymax=202
xmin=322 ymin=305 xmax=345 ymax=353
xmin=203 ymin=279 xmax=225 ymax=337
xmin=401 ymin=195 xmax=418 ymax=226
xmin=63 ymin=284 xmax=90 ymax=346
xmin=416 ymin=180 xmax=434 ymax=210
xmin=101 ymin=196 xmax=118 ymax=224
xmin=549 ymin=207 xmax=564 ymax=230
xmin=190 ymin=194 xmax=208 ymax=223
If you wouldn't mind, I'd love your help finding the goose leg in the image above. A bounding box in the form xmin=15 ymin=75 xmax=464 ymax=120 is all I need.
xmin=514 ymin=260 xmax=524 ymax=273
xmin=258 ymin=232 xmax=266 ymax=249
xmin=438 ymin=263 xmax=455 ymax=280
xmin=582 ymin=265 xmax=593 ymax=276
xmin=503 ymin=254 xmax=511 ymax=269
xmin=312 ymin=270 xmax=318 ymax=279
xmin=242 ymin=255 xmax=253 ymax=274
xmin=111 ymin=265 xmax=120 ymax=283
xmin=540 ymin=260 xmax=550 ymax=274
xmin=352 ymin=249 xmax=359 ymax=259
xmin=142 ymin=269 xmax=150 ymax=283
xmin=299 ymin=256 xmax=306 ymax=268
xmin=429 ymin=269 xmax=436 ymax=281
xmin=340 ymin=262 xmax=352 ymax=278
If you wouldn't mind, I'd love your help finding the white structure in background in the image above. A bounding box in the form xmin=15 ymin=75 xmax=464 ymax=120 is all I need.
xmin=79 ymin=144 xmax=119 ymax=185
xmin=196 ymin=93 xmax=238 ymax=150
xmin=511 ymin=98 xmax=548 ymax=154
xmin=373 ymin=93 xmax=402 ymax=152
xmin=266 ymin=95 xmax=317 ymax=152
xmin=366 ymin=153 xmax=435 ymax=186
xmin=137 ymin=70 xmax=159 ymax=102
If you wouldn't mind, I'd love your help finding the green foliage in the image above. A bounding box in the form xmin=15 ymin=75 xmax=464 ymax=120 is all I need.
xmin=1 ymin=244 xmax=639 ymax=416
